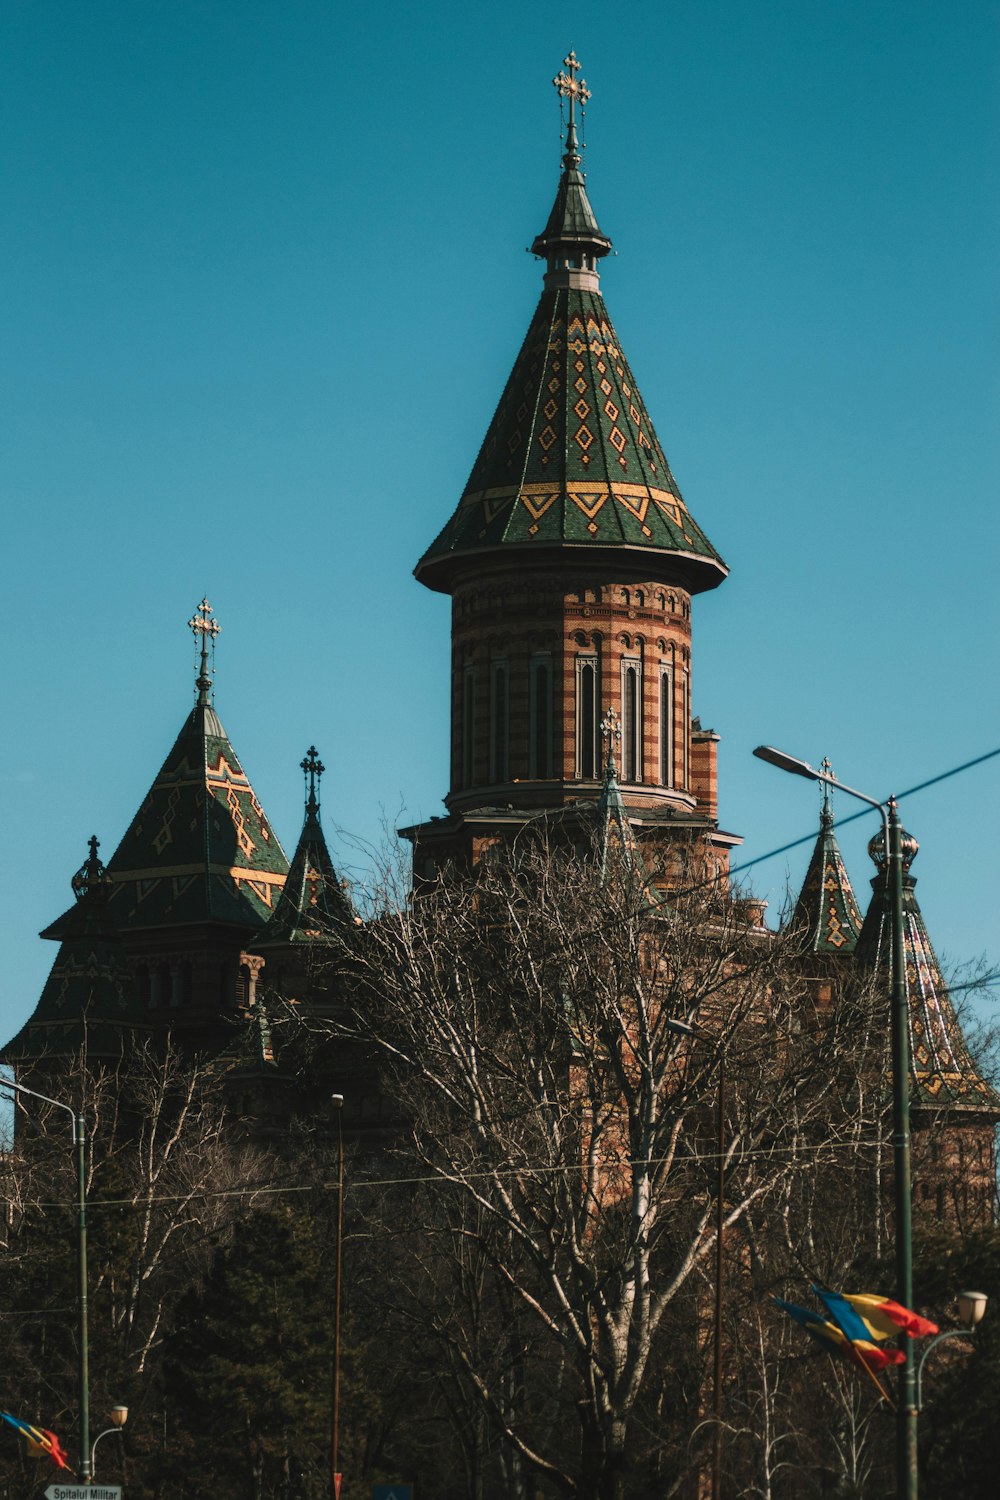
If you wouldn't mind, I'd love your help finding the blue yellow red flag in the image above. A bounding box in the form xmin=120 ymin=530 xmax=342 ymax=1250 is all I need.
xmin=0 ymin=1410 xmax=71 ymax=1469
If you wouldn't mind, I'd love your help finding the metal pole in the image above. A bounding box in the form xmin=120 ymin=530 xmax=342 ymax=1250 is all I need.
xmin=712 ymin=1051 xmax=725 ymax=1500
xmin=0 ymin=1080 xmax=90 ymax=1483
xmin=888 ymin=799 xmax=917 ymax=1498
xmin=75 ymin=1111 xmax=91 ymax=1484
xmin=332 ymin=1102 xmax=344 ymax=1500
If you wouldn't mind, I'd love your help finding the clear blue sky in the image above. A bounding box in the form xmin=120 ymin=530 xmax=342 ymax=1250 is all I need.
xmin=2 ymin=1 xmax=998 ymax=1040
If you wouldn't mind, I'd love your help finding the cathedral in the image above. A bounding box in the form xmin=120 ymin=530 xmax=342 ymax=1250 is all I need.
xmin=4 ymin=55 xmax=995 ymax=1226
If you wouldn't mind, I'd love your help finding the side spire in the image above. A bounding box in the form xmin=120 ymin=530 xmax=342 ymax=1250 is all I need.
xmin=300 ymin=745 xmax=325 ymax=819
xmin=188 ymin=597 xmax=221 ymax=706
xmin=789 ymin=759 xmax=862 ymax=954
xmin=855 ymin=822 xmax=999 ymax=1110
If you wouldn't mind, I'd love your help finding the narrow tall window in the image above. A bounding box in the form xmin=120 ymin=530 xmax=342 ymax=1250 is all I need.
xmin=529 ymin=655 xmax=553 ymax=778
xmin=489 ymin=660 xmax=508 ymax=783
xmin=621 ymin=658 xmax=642 ymax=781
xmin=659 ymin=666 xmax=673 ymax=786
xmin=462 ymin=666 xmax=475 ymax=787
xmin=576 ymin=655 xmax=598 ymax=778
xmin=682 ymin=669 xmax=690 ymax=788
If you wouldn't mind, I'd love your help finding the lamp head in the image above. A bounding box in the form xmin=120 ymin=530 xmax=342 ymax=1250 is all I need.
xmin=330 ymin=1094 xmax=344 ymax=1110
xmin=957 ymin=1291 xmax=987 ymax=1328
xmin=110 ymin=1405 xmax=128 ymax=1428
xmin=753 ymin=745 xmax=819 ymax=781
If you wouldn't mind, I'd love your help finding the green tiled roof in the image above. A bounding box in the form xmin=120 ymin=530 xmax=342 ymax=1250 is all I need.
xmin=416 ymin=119 xmax=726 ymax=595
xmin=254 ymin=797 xmax=353 ymax=949
xmin=94 ymin=699 xmax=289 ymax=934
xmin=855 ymin=827 xmax=1000 ymax=1113
xmin=791 ymin=788 xmax=863 ymax=955
xmin=3 ymin=840 xmax=150 ymax=1063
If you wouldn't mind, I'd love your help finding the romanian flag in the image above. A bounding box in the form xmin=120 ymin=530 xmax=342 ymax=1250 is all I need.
xmin=0 ymin=1410 xmax=71 ymax=1469
xmin=775 ymin=1298 xmax=905 ymax=1372
xmin=839 ymin=1293 xmax=938 ymax=1341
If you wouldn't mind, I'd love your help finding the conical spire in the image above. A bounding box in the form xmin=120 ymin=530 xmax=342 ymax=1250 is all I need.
xmin=855 ymin=822 xmax=999 ymax=1112
xmin=254 ymin=746 xmax=354 ymax=949
xmin=596 ymin=709 xmax=648 ymax=887
xmin=790 ymin=760 xmax=863 ymax=954
xmin=415 ymin=54 xmax=727 ymax=597
xmin=90 ymin=602 xmax=288 ymax=932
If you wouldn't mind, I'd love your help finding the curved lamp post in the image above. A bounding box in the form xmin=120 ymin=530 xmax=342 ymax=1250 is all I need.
xmin=0 ymin=1076 xmax=90 ymax=1483
xmin=91 ymin=1404 xmax=128 ymax=1477
xmin=916 ymin=1292 xmax=988 ymax=1411
xmin=753 ymin=745 xmax=916 ymax=1499
xmin=331 ymin=1093 xmax=345 ymax=1500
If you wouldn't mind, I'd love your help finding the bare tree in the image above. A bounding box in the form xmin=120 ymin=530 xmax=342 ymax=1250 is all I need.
xmin=317 ymin=836 xmax=883 ymax=1500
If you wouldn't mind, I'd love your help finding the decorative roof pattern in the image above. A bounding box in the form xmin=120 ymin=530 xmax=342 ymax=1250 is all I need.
xmin=855 ymin=825 xmax=999 ymax=1113
xmin=98 ymin=698 xmax=290 ymax=932
xmin=416 ymin=55 xmax=726 ymax=596
xmin=417 ymin=289 xmax=727 ymax=593
xmin=791 ymin=774 xmax=863 ymax=954
xmin=3 ymin=837 xmax=149 ymax=1062
xmin=254 ymin=747 xmax=354 ymax=949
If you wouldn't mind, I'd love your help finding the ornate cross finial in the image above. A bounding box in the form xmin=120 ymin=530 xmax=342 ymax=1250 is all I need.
xmin=553 ymin=49 xmax=591 ymax=135
xmin=600 ymin=707 xmax=621 ymax=774
xmin=188 ymin=598 xmax=221 ymax=705
xmin=820 ymin=756 xmax=834 ymax=820
xmin=300 ymin=745 xmax=325 ymax=813
xmin=71 ymin=833 xmax=109 ymax=901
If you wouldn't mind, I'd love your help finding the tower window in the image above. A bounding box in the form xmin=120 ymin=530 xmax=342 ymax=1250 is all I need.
xmin=529 ymin=655 xmax=553 ymax=778
xmin=489 ymin=660 xmax=508 ymax=783
xmin=462 ymin=666 xmax=475 ymax=787
xmin=621 ymin=658 xmax=642 ymax=781
xmin=659 ymin=666 xmax=673 ymax=787
xmin=682 ymin=669 xmax=690 ymax=789
xmin=576 ymin=654 xmax=599 ymax=778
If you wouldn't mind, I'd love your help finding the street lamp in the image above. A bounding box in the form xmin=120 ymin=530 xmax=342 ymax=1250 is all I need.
xmin=665 ymin=1018 xmax=726 ymax=1500
xmin=91 ymin=1404 xmax=128 ymax=1477
xmin=915 ymin=1292 xmax=988 ymax=1410
xmin=0 ymin=1077 xmax=91 ymax=1483
xmin=753 ymin=746 xmax=916 ymax=1499
xmin=331 ymin=1093 xmax=345 ymax=1500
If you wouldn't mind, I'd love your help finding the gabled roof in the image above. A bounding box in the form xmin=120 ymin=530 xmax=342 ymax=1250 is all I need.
xmin=790 ymin=780 xmax=863 ymax=954
xmin=254 ymin=758 xmax=353 ymax=949
xmin=415 ymin=74 xmax=726 ymax=597
xmin=3 ymin=838 xmax=150 ymax=1063
xmin=855 ymin=824 xmax=1000 ymax=1113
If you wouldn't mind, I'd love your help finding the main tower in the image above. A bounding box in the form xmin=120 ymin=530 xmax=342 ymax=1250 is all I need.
xmin=405 ymin=56 xmax=736 ymax=883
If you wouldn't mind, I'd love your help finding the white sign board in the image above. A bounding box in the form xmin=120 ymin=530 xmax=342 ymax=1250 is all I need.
xmin=46 ymin=1486 xmax=122 ymax=1500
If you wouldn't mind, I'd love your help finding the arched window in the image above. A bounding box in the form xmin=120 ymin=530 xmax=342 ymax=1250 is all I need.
xmin=529 ymin=655 xmax=553 ymax=778
xmin=621 ymin=658 xmax=642 ymax=781
xmin=659 ymin=665 xmax=673 ymax=786
xmin=576 ymin=654 xmax=599 ymax=778
xmin=489 ymin=660 xmax=508 ymax=783
xmin=681 ymin=668 xmax=690 ymax=788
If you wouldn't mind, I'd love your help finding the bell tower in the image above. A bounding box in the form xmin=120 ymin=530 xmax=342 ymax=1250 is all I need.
xmin=404 ymin=56 xmax=737 ymax=883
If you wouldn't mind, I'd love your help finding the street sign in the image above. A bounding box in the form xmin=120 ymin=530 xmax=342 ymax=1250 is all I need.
xmin=372 ymin=1486 xmax=413 ymax=1500
xmin=45 ymin=1486 xmax=122 ymax=1500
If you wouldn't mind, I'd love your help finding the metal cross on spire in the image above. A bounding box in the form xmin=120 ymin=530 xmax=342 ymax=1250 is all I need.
xmin=553 ymin=49 xmax=591 ymax=134
xmin=300 ymin=745 xmax=325 ymax=813
xmin=600 ymin=706 xmax=621 ymax=775
xmin=188 ymin=598 xmax=221 ymax=706
xmin=820 ymin=756 xmax=834 ymax=821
